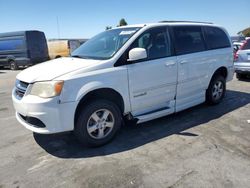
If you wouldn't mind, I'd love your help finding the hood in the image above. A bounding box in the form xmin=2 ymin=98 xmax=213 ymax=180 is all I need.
xmin=16 ymin=57 xmax=101 ymax=83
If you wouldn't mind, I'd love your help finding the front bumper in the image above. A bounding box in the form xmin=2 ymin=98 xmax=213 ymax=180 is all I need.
xmin=12 ymin=89 xmax=77 ymax=134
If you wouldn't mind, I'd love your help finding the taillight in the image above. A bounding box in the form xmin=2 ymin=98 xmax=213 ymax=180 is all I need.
xmin=234 ymin=53 xmax=238 ymax=61
xmin=239 ymin=40 xmax=248 ymax=50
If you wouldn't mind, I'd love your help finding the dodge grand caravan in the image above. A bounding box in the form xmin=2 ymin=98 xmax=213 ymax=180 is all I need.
xmin=12 ymin=21 xmax=234 ymax=146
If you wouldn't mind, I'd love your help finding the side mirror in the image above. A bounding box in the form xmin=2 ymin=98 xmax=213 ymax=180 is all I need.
xmin=128 ymin=48 xmax=147 ymax=62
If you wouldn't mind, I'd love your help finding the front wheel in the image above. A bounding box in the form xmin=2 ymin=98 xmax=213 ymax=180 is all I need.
xmin=206 ymin=75 xmax=226 ymax=105
xmin=74 ymin=99 xmax=122 ymax=147
xmin=10 ymin=60 xmax=18 ymax=70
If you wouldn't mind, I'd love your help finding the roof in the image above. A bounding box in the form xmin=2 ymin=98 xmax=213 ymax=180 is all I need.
xmin=48 ymin=38 xmax=88 ymax=42
xmin=159 ymin=20 xmax=213 ymax=24
xmin=112 ymin=21 xmax=216 ymax=30
xmin=0 ymin=30 xmax=43 ymax=38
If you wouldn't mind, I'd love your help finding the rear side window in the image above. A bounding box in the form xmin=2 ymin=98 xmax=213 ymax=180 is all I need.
xmin=0 ymin=37 xmax=25 ymax=51
xmin=204 ymin=27 xmax=231 ymax=49
xmin=173 ymin=26 xmax=206 ymax=55
xmin=242 ymin=40 xmax=250 ymax=50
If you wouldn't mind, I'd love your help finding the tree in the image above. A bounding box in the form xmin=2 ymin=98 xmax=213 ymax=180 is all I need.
xmin=105 ymin=26 xmax=112 ymax=30
xmin=105 ymin=18 xmax=128 ymax=30
xmin=244 ymin=31 xmax=250 ymax=37
xmin=238 ymin=27 xmax=250 ymax=37
xmin=118 ymin=18 xmax=128 ymax=27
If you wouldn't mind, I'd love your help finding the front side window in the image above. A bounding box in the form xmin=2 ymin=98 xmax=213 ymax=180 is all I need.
xmin=71 ymin=27 xmax=141 ymax=60
xmin=205 ymin=27 xmax=231 ymax=49
xmin=173 ymin=26 xmax=206 ymax=55
xmin=0 ymin=37 xmax=25 ymax=51
xmin=131 ymin=27 xmax=171 ymax=60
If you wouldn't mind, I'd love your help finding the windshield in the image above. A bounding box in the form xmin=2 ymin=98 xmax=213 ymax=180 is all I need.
xmin=71 ymin=27 xmax=141 ymax=60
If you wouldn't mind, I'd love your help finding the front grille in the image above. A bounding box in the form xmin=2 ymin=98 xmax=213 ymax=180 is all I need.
xmin=15 ymin=80 xmax=29 ymax=99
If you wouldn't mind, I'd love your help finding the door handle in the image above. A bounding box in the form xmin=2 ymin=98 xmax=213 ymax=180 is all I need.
xmin=180 ymin=60 xmax=188 ymax=65
xmin=165 ymin=62 xmax=176 ymax=67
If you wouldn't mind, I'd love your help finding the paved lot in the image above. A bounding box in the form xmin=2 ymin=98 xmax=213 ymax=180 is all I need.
xmin=0 ymin=69 xmax=250 ymax=188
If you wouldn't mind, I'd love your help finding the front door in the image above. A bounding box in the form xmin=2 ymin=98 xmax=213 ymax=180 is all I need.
xmin=127 ymin=27 xmax=177 ymax=116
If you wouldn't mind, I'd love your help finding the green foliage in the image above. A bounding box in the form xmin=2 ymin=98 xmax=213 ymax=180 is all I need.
xmin=238 ymin=27 xmax=250 ymax=37
xmin=105 ymin=18 xmax=128 ymax=30
xmin=118 ymin=18 xmax=128 ymax=27
xmin=244 ymin=31 xmax=250 ymax=37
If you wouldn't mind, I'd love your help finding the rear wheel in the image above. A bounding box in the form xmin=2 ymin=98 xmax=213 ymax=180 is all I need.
xmin=206 ymin=75 xmax=226 ymax=105
xmin=236 ymin=73 xmax=246 ymax=80
xmin=74 ymin=99 xmax=122 ymax=147
xmin=10 ymin=60 xmax=18 ymax=70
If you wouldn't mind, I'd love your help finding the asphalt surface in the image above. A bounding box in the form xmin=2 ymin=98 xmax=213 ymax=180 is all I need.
xmin=0 ymin=69 xmax=250 ymax=188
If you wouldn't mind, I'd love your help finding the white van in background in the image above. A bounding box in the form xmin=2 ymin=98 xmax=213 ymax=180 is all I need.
xmin=12 ymin=21 xmax=234 ymax=147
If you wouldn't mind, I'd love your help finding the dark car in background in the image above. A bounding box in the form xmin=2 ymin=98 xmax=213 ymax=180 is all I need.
xmin=0 ymin=30 xmax=49 ymax=70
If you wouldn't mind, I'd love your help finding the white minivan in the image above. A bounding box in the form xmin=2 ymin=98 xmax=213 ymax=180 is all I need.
xmin=12 ymin=21 xmax=234 ymax=146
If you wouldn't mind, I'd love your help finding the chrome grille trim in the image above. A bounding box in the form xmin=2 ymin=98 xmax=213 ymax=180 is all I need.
xmin=15 ymin=80 xmax=29 ymax=99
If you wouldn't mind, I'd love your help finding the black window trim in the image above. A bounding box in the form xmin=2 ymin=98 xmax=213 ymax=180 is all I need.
xmin=114 ymin=26 xmax=174 ymax=67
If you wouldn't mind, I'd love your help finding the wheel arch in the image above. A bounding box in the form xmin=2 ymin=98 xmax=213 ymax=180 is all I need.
xmin=207 ymin=66 xmax=228 ymax=88
xmin=74 ymin=87 xmax=125 ymax=127
xmin=7 ymin=55 xmax=15 ymax=62
xmin=213 ymin=67 xmax=228 ymax=79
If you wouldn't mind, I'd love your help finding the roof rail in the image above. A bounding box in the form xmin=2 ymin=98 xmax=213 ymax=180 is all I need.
xmin=159 ymin=20 xmax=213 ymax=24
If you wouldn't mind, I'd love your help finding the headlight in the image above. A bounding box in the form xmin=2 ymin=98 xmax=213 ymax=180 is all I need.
xmin=29 ymin=81 xmax=64 ymax=98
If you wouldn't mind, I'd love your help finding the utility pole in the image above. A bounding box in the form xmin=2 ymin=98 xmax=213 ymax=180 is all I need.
xmin=56 ymin=16 xmax=60 ymax=39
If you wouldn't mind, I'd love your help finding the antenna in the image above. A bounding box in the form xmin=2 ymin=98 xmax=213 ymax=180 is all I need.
xmin=56 ymin=16 xmax=60 ymax=39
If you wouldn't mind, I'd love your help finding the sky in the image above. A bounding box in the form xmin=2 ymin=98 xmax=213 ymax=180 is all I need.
xmin=0 ymin=0 xmax=249 ymax=39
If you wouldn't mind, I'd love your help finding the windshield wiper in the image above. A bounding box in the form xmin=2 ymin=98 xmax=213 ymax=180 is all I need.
xmin=71 ymin=55 xmax=83 ymax=58
xmin=71 ymin=55 xmax=93 ymax=59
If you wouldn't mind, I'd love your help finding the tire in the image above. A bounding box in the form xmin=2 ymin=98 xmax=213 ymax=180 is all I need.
xmin=236 ymin=73 xmax=246 ymax=80
xmin=9 ymin=60 xmax=18 ymax=70
xmin=74 ymin=99 xmax=122 ymax=147
xmin=206 ymin=75 xmax=226 ymax=105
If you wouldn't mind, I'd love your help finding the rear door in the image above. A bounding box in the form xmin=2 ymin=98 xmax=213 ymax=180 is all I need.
xmin=26 ymin=31 xmax=48 ymax=63
xmin=127 ymin=27 xmax=177 ymax=116
xmin=173 ymin=26 xmax=209 ymax=111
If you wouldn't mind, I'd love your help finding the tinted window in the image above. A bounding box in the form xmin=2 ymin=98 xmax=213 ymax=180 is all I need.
xmin=0 ymin=38 xmax=25 ymax=51
xmin=131 ymin=27 xmax=171 ymax=60
xmin=173 ymin=26 xmax=206 ymax=55
xmin=242 ymin=39 xmax=250 ymax=50
xmin=205 ymin=27 xmax=231 ymax=49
